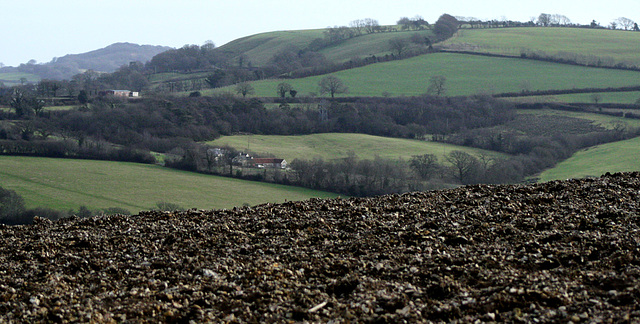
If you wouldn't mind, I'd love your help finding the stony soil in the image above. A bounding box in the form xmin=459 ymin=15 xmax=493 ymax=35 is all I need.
xmin=1 ymin=172 xmax=640 ymax=323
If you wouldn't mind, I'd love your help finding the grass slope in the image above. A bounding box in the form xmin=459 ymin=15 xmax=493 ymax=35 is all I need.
xmin=505 ymin=91 xmax=640 ymax=104
xmin=208 ymin=133 xmax=508 ymax=163
xmin=0 ymin=156 xmax=339 ymax=212
xmin=517 ymin=109 xmax=640 ymax=130
xmin=443 ymin=27 xmax=640 ymax=66
xmin=537 ymin=135 xmax=640 ymax=182
xmin=0 ymin=71 xmax=41 ymax=86
xmin=218 ymin=29 xmax=326 ymax=67
xmin=213 ymin=53 xmax=640 ymax=97
xmin=318 ymin=29 xmax=433 ymax=63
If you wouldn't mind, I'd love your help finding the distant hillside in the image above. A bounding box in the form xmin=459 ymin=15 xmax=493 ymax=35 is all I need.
xmin=1 ymin=42 xmax=172 ymax=81
xmin=53 ymin=42 xmax=173 ymax=72
xmin=441 ymin=27 xmax=640 ymax=67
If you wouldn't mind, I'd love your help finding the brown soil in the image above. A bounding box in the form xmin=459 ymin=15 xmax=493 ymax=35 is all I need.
xmin=1 ymin=172 xmax=639 ymax=323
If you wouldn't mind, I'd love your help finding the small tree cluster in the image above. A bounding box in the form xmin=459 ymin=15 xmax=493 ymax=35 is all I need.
xmin=433 ymin=14 xmax=460 ymax=41
xmin=397 ymin=16 xmax=430 ymax=30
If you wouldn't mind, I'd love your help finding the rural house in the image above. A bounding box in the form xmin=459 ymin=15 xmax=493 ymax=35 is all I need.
xmin=100 ymin=90 xmax=139 ymax=97
xmin=251 ymin=158 xmax=287 ymax=169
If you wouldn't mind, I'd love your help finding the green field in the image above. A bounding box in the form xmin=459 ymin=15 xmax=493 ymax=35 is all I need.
xmin=0 ymin=71 xmax=41 ymax=86
xmin=505 ymin=91 xmax=640 ymax=104
xmin=0 ymin=156 xmax=339 ymax=212
xmin=219 ymin=29 xmax=326 ymax=67
xmin=208 ymin=133 xmax=509 ymax=163
xmin=443 ymin=27 xmax=640 ymax=66
xmin=216 ymin=27 xmax=432 ymax=68
xmin=318 ymin=29 xmax=433 ymax=63
xmin=148 ymin=71 xmax=210 ymax=83
xmin=211 ymin=53 xmax=640 ymax=97
xmin=537 ymin=135 xmax=640 ymax=182
xmin=517 ymin=108 xmax=640 ymax=130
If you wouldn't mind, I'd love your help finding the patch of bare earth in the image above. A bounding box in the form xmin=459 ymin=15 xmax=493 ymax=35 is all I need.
xmin=1 ymin=172 xmax=639 ymax=322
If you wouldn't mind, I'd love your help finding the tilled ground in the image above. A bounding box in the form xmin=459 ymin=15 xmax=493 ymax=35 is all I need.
xmin=1 ymin=172 xmax=640 ymax=323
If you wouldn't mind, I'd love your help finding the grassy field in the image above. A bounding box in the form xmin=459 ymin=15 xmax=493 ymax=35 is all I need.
xmin=318 ymin=29 xmax=433 ymax=63
xmin=218 ymin=29 xmax=327 ymax=67
xmin=210 ymin=53 xmax=640 ymax=97
xmin=517 ymin=108 xmax=640 ymax=130
xmin=537 ymin=135 xmax=640 ymax=182
xmin=148 ymin=71 xmax=210 ymax=83
xmin=443 ymin=27 xmax=640 ymax=66
xmin=0 ymin=71 xmax=41 ymax=86
xmin=505 ymin=91 xmax=640 ymax=104
xmin=0 ymin=156 xmax=339 ymax=212
xmin=216 ymin=27 xmax=432 ymax=68
xmin=208 ymin=133 xmax=509 ymax=163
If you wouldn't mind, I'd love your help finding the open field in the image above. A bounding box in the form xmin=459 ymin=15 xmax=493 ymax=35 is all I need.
xmin=0 ymin=71 xmax=41 ymax=86
xmin=148 ymin=71 xmax=210 ymax=83
xmin=208 ymin=133 xmax=509 ymax=162
xmin=537 ymin=135 xmax=640 ymax=182
xmin=318 ymin=29 xmax=433 ymax=63
xmin=0 ymin=156 xmax=339 ymax=212
xmin=211 ymin=53 xmax=640 ymax=97
xmin=504 ymin=91 xmax=640 ymax=104
xmin=517 ymin=108 xmax=640 ymax=130
xmin=218 ymin=29 xmax=326 ymax=67
xmin=216 ymin=27 xmax=431 ymax=68
xmin=443 ymin=27 xmax=640 ymax=66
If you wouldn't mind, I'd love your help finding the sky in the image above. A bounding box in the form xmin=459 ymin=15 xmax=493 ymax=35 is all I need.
xmin=2 ymin=0 xmax=639 ymax=67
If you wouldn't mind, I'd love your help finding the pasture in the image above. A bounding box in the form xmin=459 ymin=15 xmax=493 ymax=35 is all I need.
xmin=0 ymin=71 xmax=40 ymax=86
xmin=517 ymin=108 xmax=640 ymax=130
xmin=0 ymin=156 xmax=339 ymax=212
xmin=218 ymin=29 xmax=326 ymax=67
xmin=211 ymin=53 xmax=640 ymax=97
xmin=505 ymin=91 xmax=640 ymax=104
xmin=443 ymin=27 xmax=640 ymax=66
xmin=537 ymin=135 xmax=640 ymax=182
xmin=208 ymin=133 xmax=509 ymax=163
xmin=318 ymin=29 xmax=433 ymax=63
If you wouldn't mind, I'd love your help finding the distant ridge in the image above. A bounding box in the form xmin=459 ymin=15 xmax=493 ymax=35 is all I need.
xmin=52 ymin=42 xmax=173 ymax=72
xmin=2 ymin=42 xmax=173 ymax=81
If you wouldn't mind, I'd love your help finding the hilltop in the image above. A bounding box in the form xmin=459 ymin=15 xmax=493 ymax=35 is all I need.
xmin=0 ymin=42 xmax=172 ymax=82
xmin=1 ymin=172 xmax=639 ymax=322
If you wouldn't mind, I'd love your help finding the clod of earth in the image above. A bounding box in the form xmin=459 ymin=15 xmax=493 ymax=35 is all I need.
xmin=1 ymin=172 xmax=640 ymax=322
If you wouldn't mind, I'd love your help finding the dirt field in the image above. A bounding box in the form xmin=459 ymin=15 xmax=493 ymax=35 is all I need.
xmin=1 ymin=172 xmax=639 ymax=322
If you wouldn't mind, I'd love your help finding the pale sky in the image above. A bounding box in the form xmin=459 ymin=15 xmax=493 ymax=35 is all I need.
xmin=2 ymin=0 xmax=638 ymax=67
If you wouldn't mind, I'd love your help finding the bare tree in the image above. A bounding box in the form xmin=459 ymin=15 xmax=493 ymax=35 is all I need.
xmin=616 ymin=17 xmax=635 ymax=30
xmin=410 ymin=154 xmax=439 ymax=180
xmin=349 ymin=19 xmax=365 ymax=35
xmin=318 ymin=75 xmax=348 ymax=98
xmin=446 ymin=150 xmax=480 ymax=184
xmin=427 ymin=75 xmax=447 ymax=96
xmin=363 ymin=18 xmax=380 ymax=33
xmin=276 ymin=82 xmax=293 ymax=98
xmin=388 ymin=37 xmax=409 ymax=57
xmin=591 ymin=93 xmax=603 ymax=104
xmin=235 ymin=82 xmax=255 ymax=98
xmin=537 ymin=13 xmax=551 ymax=26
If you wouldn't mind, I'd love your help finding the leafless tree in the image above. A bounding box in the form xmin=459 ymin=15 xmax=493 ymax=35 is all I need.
xmin=427 ymin=75 xmax=447 ymax=96
xmin=616 ymin=17 xmax=635 ymax=30
xmin=235 ymin=82 xmax=255 ymax=98
xmin=318 ymin=75 xmax=348 ymax=98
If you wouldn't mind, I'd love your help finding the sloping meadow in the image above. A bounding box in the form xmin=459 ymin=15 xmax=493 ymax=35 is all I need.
xmin=1 ymin=172 xmax=639 ymax=322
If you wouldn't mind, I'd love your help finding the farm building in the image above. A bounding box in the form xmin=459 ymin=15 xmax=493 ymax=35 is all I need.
xmin=100 ymin=90 xmax=139 ymax=97
xmin=251 ymin=158 xmax=287 ymax=169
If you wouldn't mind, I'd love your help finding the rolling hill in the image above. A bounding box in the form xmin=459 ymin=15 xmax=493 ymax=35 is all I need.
xmin=0 ymin=42 xmax=172 ymax=82
xmin=0 ymin=156 xmax=339 ymax=212
xmin=441 ymin=27 xmax=640 ymax=66
xmin=216 ymin=27 xmax=433 ymax=68
xmin=208 ymin=133 xmax=509 ymax=163
xmin=210 ymin=52 xmax=640 ymax=97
